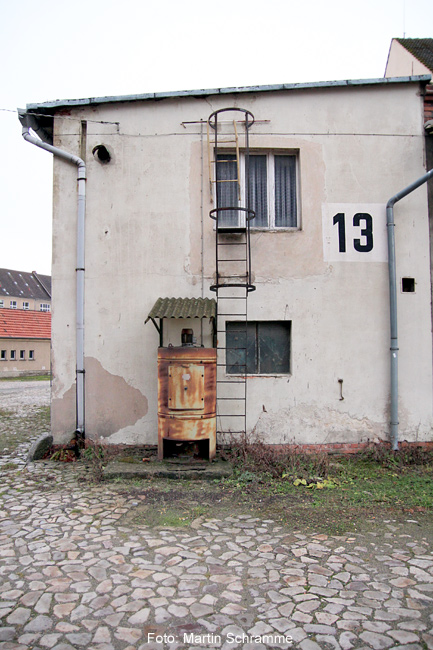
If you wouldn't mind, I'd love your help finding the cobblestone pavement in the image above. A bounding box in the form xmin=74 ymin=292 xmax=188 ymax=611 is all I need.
xmin=1 ymin=382 xmax=433 ymax=650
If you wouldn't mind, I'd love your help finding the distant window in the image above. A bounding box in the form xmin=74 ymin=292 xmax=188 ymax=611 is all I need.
xmin=10 ymin=301 xmax=17 ymax=309
xmin=0 ymin=350 xmax=6 ymax=360
xmin=10 ymin=350 xmax=16 ymax=360
xmin=226 ymin=321 xmax=291 ymax=374
xmin=22 ymin=302 xmax=30 ymax=310
xmin=19 ymin=350 xmax=25 ymax=360
xmin=40 ymin=303 xmax=51 ymax=312
xmin=29 ymin=350 xmax=35 ymax=360
xmin=0 ymin=300 xmax=3 ymax=308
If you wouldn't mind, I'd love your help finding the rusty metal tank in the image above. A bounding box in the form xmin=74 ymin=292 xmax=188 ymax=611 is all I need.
xmin=157 ymin=347 xmax=216 ymax=460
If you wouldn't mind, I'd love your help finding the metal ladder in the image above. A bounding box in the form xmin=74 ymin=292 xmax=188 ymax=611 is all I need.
xmin=208 ymin=108 xmax=256 ymax=440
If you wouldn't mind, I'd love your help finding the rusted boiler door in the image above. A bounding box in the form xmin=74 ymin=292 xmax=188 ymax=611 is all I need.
xmin=168 ymin=365 xmax=204 ymax=411
xmin=158 ymin=348 xmax=216 ymax=460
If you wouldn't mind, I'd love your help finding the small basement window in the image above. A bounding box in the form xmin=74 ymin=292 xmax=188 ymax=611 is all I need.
xmin=402 ymin=277 xmax=415 ymax=293
xmin=29 ymin=350 xmax=35 ymax=360
xmin=20 ymin=350 xmax=25 ymax=360
xmin=1 ymin=350 xmax=6 ymax=360
xmin=226 ymin=321 xmax=291 ymax=374
xmin=10 ymin=350 xmax=16 ymax=360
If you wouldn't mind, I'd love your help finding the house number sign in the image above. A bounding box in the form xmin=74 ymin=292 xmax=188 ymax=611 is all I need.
xmin=322 ymin=204 xmax=387 ymax=263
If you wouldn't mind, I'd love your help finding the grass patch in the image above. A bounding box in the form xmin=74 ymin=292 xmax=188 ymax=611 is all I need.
xmin=0 ymin=408 xmax=14 ymax=417
xmin=1 ymin=462 xmax=20 ymax=471
xmin=211 ymin=440 xmax=433 ymax=535
xmin=129 ymin=502 xmax=208 ymax=528
xmin=0 ymin=375 xmax=51 ymax=382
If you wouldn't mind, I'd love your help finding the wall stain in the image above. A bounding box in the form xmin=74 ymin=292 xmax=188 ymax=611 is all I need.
xmin=51 ymin=384 xmax=76 ymax=444
xmin=85 ymin=357 xmax=148 ymax=439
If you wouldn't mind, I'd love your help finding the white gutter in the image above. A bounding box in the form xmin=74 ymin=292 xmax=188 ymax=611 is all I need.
xmin=387 ymin=167 xmax=433 ymax=451
xmin=18 ymin=110 xmax=86 ymax=437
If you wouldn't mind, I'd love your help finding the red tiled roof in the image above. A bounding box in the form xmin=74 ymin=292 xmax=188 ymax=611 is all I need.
xmin=0 ymin=309 xmax=51 ymax=339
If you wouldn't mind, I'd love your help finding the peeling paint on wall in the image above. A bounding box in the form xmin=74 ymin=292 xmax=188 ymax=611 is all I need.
xmin=85 ymin=357 xmax=148 ymax=439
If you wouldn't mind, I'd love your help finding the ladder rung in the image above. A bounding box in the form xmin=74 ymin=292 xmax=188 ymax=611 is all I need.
xmin=217 ymin=363 xmax=246 ymax=367
xmin=217 ymin=414 xmax=245 ymax=417
xmin=217 ymin=347 xmax=246 ymax=351
xmin=217 ymin=396 xmax=246 ymax=400
xmin=216 ymin=242 xmax=247 ymax=246
xmin=209 ymin=138 xmax=238 ymax=143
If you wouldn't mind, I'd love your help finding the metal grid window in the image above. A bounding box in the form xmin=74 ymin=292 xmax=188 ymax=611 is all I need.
xmin=226 ymin=321 xmax=291 ymax=375
xmin=10 ymin=301 xmax=17 ymax=309
xmin=39 ymin=303 xmax=51 ymax=312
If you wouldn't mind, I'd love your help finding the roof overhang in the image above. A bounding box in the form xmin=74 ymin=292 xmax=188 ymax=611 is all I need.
xmin=22 ymin=75 xmax=432 ymax=145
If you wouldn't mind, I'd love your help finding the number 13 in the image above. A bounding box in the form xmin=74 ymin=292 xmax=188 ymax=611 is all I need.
xmin=333 ymin=212 xmax=374 ymax=253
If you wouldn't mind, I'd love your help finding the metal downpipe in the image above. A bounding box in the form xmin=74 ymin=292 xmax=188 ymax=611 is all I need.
xmin=19 ymin=112 xmax=86 ymax=437
xmin=386 ymin=167 xmax=433 ymax=451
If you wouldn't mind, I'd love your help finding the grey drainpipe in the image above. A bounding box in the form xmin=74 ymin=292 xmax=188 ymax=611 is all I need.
xmin=18 ymin=111 xmax=86 ymax=438
xmin=387 ymin=167 xmax=433 ymax=451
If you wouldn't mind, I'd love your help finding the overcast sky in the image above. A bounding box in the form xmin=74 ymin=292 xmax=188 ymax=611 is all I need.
xmin=1 ymin=0 xmax=432 ymax=276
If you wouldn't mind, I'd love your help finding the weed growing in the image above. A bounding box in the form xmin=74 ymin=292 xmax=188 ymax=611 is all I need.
xmin=82 ymin=439 xmax=108 ymax=482
xmin=360 ymin=441 xmax=433 ymax=469
xmin=220 ymin=436 xmax=329 ymax=481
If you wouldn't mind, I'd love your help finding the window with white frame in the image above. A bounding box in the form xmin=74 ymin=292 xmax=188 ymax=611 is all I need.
xmin=0 ymin=300 xmax=4 ymax=307
xmin=20 ymin=350 xmax=25 ymax=360
xmin=10 ymin=350 xmax=16 ymax=360
xmin=22 ymin=302 xmax=30 ymax=310
xmin=1 ymin=350 xmax=6 ymax=360
xmin=10 ymin=301 xmax=17 ymax=309
xmin=216 ymin=152 xmax=298 ymax=229
xmin=29 ymin=350 xmax=35 ymax=360
xmin=39 ymin=303 xmax=51 ymax=312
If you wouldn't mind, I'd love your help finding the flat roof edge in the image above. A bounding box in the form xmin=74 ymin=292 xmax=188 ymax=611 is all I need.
xmin=26 ymin=75 xmax=432 ymax=112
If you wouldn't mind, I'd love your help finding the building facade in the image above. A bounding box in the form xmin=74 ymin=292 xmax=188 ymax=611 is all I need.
xmin=0 ymin=309 xmax=51 ymax=377
xmin=22 ymin=74 xmax=433 ymax=448
xmin=0 ymin=268 xmax=51 ymax=312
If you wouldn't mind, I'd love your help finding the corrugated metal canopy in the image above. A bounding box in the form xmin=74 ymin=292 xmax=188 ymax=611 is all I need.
xmin=145 ymin=297 xmax=216 ymax=322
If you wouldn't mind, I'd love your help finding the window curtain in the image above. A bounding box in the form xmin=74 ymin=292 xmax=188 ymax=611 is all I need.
xmin=248 ymin=155 xmax=268 ymax=227
xmin=275 ymin=155 xmax=297 ymax=227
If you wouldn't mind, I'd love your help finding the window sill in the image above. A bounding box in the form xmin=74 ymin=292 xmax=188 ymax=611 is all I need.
xmin=250 ymin=227 xmax=300 ymax=233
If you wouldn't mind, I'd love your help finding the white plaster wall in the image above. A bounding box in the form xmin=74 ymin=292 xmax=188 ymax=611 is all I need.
xmin=50 ymin=81 xmax=433 ymax=446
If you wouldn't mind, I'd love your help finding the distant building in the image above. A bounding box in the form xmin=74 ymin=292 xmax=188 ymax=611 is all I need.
xmin=0 ymin=309 xmax=51 ymax=377
xmin=0 ymin=269 xmax=51 ymax=377
xmin=385 ymin=38 xmax=433 ymax=77
xmin=0 ymin=268 xmax=51 ymax=312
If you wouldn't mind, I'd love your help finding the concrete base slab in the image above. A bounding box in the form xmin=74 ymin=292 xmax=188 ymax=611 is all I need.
xmin=103 ymin=458 xmax=233 ymax=481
